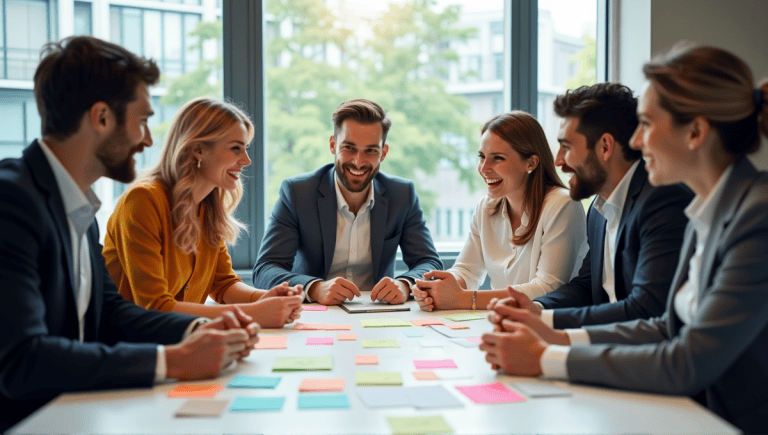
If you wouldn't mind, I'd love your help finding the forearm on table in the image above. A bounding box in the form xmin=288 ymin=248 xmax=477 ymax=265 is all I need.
xmin=222 ymin=281 xmax=262 ymax=304
xmin=169 ymin=301 xmax=237 ymax=319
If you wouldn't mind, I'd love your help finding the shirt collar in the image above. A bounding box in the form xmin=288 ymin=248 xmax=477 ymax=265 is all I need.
xmin=684 ymin=163 xmax=734 ymax=236
xmin=593 ymin=159 xmax=640 ymax=223
xmin=333 ymin=168 xmax=375 ymax=213
xmin=38 ymin=139 xmax=101 ymax=235
xmin=500 ymin=199 xmax=530 ymax=228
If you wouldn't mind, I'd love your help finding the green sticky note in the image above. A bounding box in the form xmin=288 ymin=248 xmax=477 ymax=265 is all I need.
xmin=355 ymin=371 xmax=403 ymax=386
xmin=297 ymin=393 xmax=350 ymax=409
xmin=387 ymin=415 xmax=454 ymax=434
xmin=443 ymin=312 xmax=486 ymax=322
xmin=360 ymin=318 xmax=412 ymax=328
xmin=361 ymin=339 xmax=400 ymax=348
xmin=231 ymin=397 xmax=285 ymax=412
xmin=272 ymin=355 xmax=333 ymax=371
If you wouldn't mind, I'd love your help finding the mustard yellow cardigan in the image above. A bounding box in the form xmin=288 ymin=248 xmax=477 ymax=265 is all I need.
xmin=103 ymin=180 xmax=242 ymax=312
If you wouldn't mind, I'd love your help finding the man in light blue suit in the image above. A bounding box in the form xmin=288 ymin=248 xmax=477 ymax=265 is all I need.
xmin=253 ymin=99 xmax=442 ymax=306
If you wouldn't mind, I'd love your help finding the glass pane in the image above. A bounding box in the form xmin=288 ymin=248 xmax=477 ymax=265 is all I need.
xmin=121 ymin=8 xmax=143 ymax=55
xmin=0 ymin=101 xmax=24 ymax=142
xmin=144 ymin=10 xmax=163 ymax=60
xmin=6 ymin=0 xmax=49 ymax=80
xmin=74 ymin=2 xmax=92 ymax=35
xmin=184 ymin=14 xmax=201 ymax=71
xmin=25 ymin=99 xmax=40 ymax=142
xmin=163 ymin=12 xmax=183 ymax=77
xmin=538 ymin=0 xmax=598 ymax=200
xmin=264 ymin=0 xmax=505 ymax=250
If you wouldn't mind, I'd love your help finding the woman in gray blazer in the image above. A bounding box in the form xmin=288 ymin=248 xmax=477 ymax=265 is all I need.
xmin=480 ymin=43 xmax=768 ymax=433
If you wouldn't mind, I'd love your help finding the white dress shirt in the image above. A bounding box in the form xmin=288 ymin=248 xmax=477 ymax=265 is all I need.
xmin=449 ymin=187 xmax=588 ymax=298
xmin=540 ymin=161 xmax=639 ymax=327
xmin=540 ymin=164 xmax=733 ymax=380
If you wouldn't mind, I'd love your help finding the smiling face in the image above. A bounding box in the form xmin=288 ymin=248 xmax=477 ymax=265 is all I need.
xmin=95 ymin=81 xmax=154 ymax=183
xmin=330 ymin=119 xmax=388 ymax=194
xmin=555 ymin=117 xmax=608 ymax=200
xmin=630 ymin=83 xmax=692 ymax=187
xmin=477 ymin=130 xmax=531 ymax=202
xmin=196 ymin=122 xmax=251 ymax=194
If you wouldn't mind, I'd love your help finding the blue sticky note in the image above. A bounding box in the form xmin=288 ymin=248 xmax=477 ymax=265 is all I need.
xmin=402 ymin=329 xmax=426 ymax=338
xmin=227 ymin=376 xmax=282 ymax=389
xmin=231 ymin=397 xmax=285 ymax=412
xmin=298 ymin=393 xmax=350 ymax=409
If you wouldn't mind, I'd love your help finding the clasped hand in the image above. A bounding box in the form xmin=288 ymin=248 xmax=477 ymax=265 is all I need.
xmin=308 ymin=277 xmax=409 ymax=305
xmin=412 ymin=270 xmax=465 ymax=311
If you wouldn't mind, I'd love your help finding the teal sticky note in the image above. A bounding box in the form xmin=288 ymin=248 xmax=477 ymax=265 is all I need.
xmin=231 ymin=397 xmax=285 ymax=412
xmin=298 ymin=393 xmax=350 ymax=409
xmin=227 ymin=376 xmax=281 ymax=389
xmin=403 ymin=329 xmax=426 ymax=338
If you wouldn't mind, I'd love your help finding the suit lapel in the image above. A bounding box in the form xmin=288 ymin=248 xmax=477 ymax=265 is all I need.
xmin=84 ymin=225 xmax=102 ymax=342
xmin=369 ymin=178 xmax=387 ymax=280
xmin=318 ymin=168 xmax=338 ymax=277
xmin=611 ymin=162 xmax=646 ymax=299
xmin=588 ymin=205 xmax=607 ymax=303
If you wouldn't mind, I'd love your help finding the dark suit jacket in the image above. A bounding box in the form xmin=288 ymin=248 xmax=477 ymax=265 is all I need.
xmin=253 ymin=163 xmax=442 ymax=291
xmin=569 ymin=157 xmax=768 ymax=433
xmin=535 ymin=161 xmax=693 ymax=328
xmin=0 ymin=141 xmax=195 ymax=431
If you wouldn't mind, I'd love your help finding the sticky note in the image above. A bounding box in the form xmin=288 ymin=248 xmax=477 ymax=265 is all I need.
xmin=360 ymin=318 xmax=412 ymax=328
xmin=512 ymin=382 xmax=571 ymax=397
xmin=412 ymin=371 xmax=439 ymax=380
xmin=402 ymin=329 xmax=426 ymax=338
xmin=306 ymin=337 xmax=334 ymax=345
xmin=446 ymin=323 xmax=470 ymax=330
xmin=387 ymin=415 xmax=453 ymax=435
xmin=410 ymin=318 xmax=445 ymax=326
xmin=174 ymin=399 xmax=228 ymax=417
xmin=455 ymin=382 xmax=525 ymax=404
xmin=231 ymin=397 xmax=285 ymax=412
xmin=293 ymin=322 xmax=325 ymax=330
xmin=355 ymin=371 xmax=403 ymax=386
xmin=254 ymin=335 xmax=288 ymax=349
xmin=272 ymin=355 xmax=333 ymax=371
xmin=324 ymin=323 xmax=353 ymax=330
xmin=466 ymin=337 xmax=482 ymax=343
xmin=227 ymin=376 xmax=281 ymax=389
xmin=298 ymin=394 xmax=350 ymax=409
xmin=355 ymin=354 xmax=379 ymax=365
xmin=414 ymin=359 xmax=457 ymax=370
xmin=433 ymin=369 xmax=472 ymax=380
xmin=451 ymin=338 xmax=477 ymax=347
xmin=337 ymin=333 xmax=356 ymax=341
xmin=299 ymin=378 xmax=345 ymax=392
xmin=357 ymin=386 xmax=411 ymax=408
xmin=168 ymin=384 xmax=222 ymax=398
xmin=418 ymin=339 xmax=443 ymax=348
xmin=442 ymin=312 xmax=486 ymax=322
xmin=361 ymin=339 xmax=400 ymax=348
xmin=405 ymin=385 xmax=464 ymax=409
xmin=303 ymin=306 xmax=328 ymax=311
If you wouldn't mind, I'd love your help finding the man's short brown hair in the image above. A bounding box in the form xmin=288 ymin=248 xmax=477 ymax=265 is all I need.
xmin=332 ymin=98 xmax=392 ymax=144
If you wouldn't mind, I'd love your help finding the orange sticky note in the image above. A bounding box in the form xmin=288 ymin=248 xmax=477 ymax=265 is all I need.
xmin=293 ymin=323 xmax=325 ymax=330
xmin=412 ymin=371 xmax=439 ymax=380
xmin=168 ymin=384 xmax=222 ymax=398
xmin=447 ymin=323 xmax=470 ymax=330
xmin=337 ymin=333 xmax=356 ymax=341
xmin=411 ymin=318 xmax=445 ymax=327
xmin=355 ymin=354 xmax=379 ymax=365
xmin=324 ymin=323 xmax=353 ymax=330
xmin=254 ymin=335 xmax=288 ymax=349
xmin=299 ymin=377 xmax=345 ymax=392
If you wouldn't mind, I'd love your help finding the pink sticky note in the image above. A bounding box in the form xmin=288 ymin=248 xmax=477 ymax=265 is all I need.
xmin=299 ymin=377 xmax=345 ymax=392
xmin=293 ymin=323 xmax=325 ymax=330
xmin=303 ymin=306 xmax=328 ymax=311
xmin=414 ymin=359 xmax=458 ymax=369
xmin=168 ymin=384 xmax=222 ymax=398
xmin=324 ymin=324 xmax=353 ymax=330
xmin=410 ymin=318 xmax=445 ymax=327
xmin=355 ymin=354 xmax=379 ymax=365
xmin=337 ymin=333 xmax=357 ymax=341
xmin=447 ymin=324 xmax=470 ymax=330
xmin=254 ymin=335 xmax=288 ymax=349
xmin=412 ymin=371 xmax=439 ymax=380
xmin=466 ymin=337 xmax=482 ymax=343
xmin=455 ymin=382 xmax=525 ymax=404
xmin=306 ymin=337 xmax=334 ymax=345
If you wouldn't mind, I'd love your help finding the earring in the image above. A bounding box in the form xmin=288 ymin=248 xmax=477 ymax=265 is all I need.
xmin=527 ymin=169 xmax=532 ymax=174
xmin=197 ymin=159 xmax=201 ymax=169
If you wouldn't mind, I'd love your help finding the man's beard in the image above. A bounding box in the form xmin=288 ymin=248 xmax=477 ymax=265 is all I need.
xmin=95 ymin=126 xmax=138 ymax=183
xmin=565 ymin=149 xmax=608 ymax=201
xmin=335 ymin=160 xmax=377 ymax=193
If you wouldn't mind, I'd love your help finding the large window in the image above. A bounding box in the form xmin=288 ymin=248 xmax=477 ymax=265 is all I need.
xmin=0 ymin=0 xmax=53 ymax=80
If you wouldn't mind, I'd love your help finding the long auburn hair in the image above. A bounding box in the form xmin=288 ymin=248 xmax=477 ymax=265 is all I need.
xmin=483 ymin=111 xmax=565 ymax=246
xmin=141 ymin=97 xmax=254 ymax=254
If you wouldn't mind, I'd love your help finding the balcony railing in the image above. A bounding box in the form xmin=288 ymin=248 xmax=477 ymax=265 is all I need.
xmin=1 ymin=48 xmax=40 ymax=81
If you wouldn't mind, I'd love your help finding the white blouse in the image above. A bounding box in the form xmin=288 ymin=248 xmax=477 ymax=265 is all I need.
xmin=448 ymin=187 xmax=588 ymax=298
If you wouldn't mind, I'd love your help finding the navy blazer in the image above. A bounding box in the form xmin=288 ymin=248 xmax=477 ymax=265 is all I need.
xmin=0 ymin=141 xmax=195 ymax=431
xmin=569 ymin=157 xmax=768 ymax=433
xmin=253 ymin=163 xmax=442 ymax=291
xmin=535 ymin=161 xmax=693 ymax=328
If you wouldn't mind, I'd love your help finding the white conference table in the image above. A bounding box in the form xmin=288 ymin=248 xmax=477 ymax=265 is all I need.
xmin=10 ymin=301 xmax=739 ymax=434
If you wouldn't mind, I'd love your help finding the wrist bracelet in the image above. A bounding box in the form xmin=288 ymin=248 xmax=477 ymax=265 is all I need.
xmin=472 ymin=290 xmax=477 ymax=310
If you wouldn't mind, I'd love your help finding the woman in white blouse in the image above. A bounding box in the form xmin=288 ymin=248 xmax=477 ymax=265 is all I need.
xmin=413 ymin=111 xmax=588 ymax=311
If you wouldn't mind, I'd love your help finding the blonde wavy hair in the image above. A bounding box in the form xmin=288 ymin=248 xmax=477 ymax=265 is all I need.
xmin=143 ymin=97 xmax=254 ymax=254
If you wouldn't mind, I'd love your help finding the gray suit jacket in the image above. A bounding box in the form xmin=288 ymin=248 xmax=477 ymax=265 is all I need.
xmin=253 ymin=163 xmax=442 ymax=291
xmin=567 ymin=157 xmax=768 ymax=433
